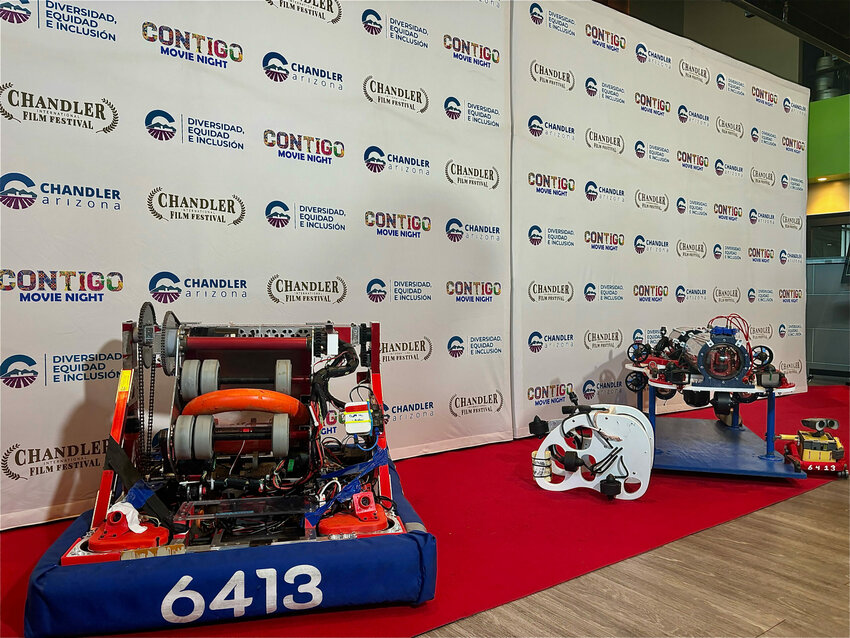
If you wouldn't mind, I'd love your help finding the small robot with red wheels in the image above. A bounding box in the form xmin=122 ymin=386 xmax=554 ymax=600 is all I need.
xmin=777 ymin=418 xmax=848 ymax=478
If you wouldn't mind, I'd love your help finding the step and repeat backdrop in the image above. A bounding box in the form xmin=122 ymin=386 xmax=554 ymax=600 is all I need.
xmin=0 ymin=0 xmax=512 ymax=528
xmin=511 ymin=1 xmax=808 ymax=434
xmin=0 ymin=0 xmax=806 ymax=528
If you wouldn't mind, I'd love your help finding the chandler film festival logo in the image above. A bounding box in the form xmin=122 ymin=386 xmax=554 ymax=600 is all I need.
xmin=147 ymin=187 xmax=245 ymax=225
xmin=0 ymin=354 xmax=38 ymax=389
xmin=528 ymin=281 xmax=573 ymax=303
xmin=382 ymin=336 xmax=433 ymax=364
xmin=266 ymin=0 xmax=342 ymax=24
xmin=267 ymin=275 xmax=347 ymax=304
xmin=0 ymin=83 xmax=118 ymax=133
xmin=363 ymin=75 xmax=429 ymax=113
xmin=445 ymin=160 xmax=499 ymax=189
xmin=448 ymin=390 xmax=504 ymax=417
xmin=529 ymin=59 xmax=575 ymax=91
xmin=3 ymin=437 xmax=109 ymax=481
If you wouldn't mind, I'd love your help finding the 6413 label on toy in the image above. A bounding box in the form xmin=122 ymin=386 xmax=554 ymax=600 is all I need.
xmin=162 ymin=565 xmax=322 ymax=623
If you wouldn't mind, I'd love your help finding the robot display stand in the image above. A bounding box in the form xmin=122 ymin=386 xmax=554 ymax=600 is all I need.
xmin=24 ymin=305 xmax=436 ymax=638
xmin=624 ymin=316 xmax=806 ymax=479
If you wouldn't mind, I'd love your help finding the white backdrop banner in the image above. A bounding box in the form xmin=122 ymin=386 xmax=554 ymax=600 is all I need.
xmin=0 ymin=0 xmax=513 ymax=529
xmin=511 ymin=1 xmax=808 ymax=434
xmin=1 ymin=0 xmax=809 ymax=528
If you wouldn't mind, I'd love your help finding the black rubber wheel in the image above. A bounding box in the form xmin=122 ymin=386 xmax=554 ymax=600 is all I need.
xmin=627 ymin=342 xmax=651 ymax=363
xmin=655 ymin=387 xmax=677 ymax=400
xmin=625 ymin=371 xmax=648 ymax=393
xmin=682 ymin=390 xmax=710 ymax=407
xmin=733 ymin=392 xmax=760 ymax=404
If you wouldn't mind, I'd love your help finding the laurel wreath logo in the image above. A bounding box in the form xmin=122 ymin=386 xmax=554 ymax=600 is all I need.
xmin=362 ymin=76 xmax=374 ymax=102
xmin=0 ymin=83 xmax=20 ymax=122
xmin=491 ymin=167 xmax=500 ymax=190
xmin=147 ymin=187 xmax=164 ymax=220
xmin=2 ymin=445 xmax=25 ymax=481
xmin=97 ymin=98 xmax=119 ymax=134
xmin=268 ymin=275 xmax=281 ymax=303
xmin=335 ymin=277 xmax=347 ymax=304
xmin=267 ymin=0 xmax=341 ymax=24
xmin=420 ymin=89 xmax=429 ymax=114
xmin=529 ymin=59 xmax=538 ymax=82
xmin=230 ymin=195 xmax=245 ymax=225
xmin=423 ymin=336 xmax=433 ymax=360
xmin=448 ymin=390 xmax=502 ymax=417
xmin=528 ymin=281 xmax=537 ymax=302
xmin=445 ymin=160 xmax=454 ymax=184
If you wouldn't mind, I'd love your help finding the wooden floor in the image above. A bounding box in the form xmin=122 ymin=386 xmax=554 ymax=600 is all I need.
xmin=421 ymin=479 xmax=850 ymax=638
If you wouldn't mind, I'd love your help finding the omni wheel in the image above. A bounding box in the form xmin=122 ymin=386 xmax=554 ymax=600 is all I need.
xmin=275 ymin=360 xmax=293 ymax=395
xmin=272 ymin=413 xmax=290 ymax=457
xmin=625 ymin=371 xmax=648 ymax=392
xmin=627 ymin=342 xmax=651 ymax=363
xmin=752 ymin=345 xmax=773 ymax=367
xmin=180 ymin=360 xmax=201 ymax=402
xmin=199 ymin=359 xmax=220 ymax=396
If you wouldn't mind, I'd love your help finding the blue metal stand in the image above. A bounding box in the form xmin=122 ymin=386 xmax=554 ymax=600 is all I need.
xmin=648 ymin=385 xmax=656 ymax=429
xmin=758 ymin=390 xmax=781 ymax=461
xmin=645 ymin=388 xmax=804 ymax=479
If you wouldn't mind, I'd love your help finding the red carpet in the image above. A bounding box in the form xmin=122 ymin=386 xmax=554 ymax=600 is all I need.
xmin=2 ymin=386 xmax=847 ymax=637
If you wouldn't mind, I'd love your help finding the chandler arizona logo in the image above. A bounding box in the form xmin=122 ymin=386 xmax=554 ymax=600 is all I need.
xmin=0 ymin=83 xmax=118 ymax=134
xmin=267 ymin=275 xmax=347 ymax=304
xmin=0 ymin=355 xmax=38 ymax=389
xmin=148 ymin=188 xmax=245 ymax=225
xmin=265 ymin=0 xmax=342 ymax=24
xmin=0 ymin=1 xmax=31 ymax=24
xmin=363 ymin=75 xmax=429 ymax=113
xmin=445 ymin=160 xmax=499 ymax=189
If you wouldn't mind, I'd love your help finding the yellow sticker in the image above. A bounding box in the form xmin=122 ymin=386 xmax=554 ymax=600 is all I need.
xmin=117 ymin=369 xmax=132 ymax=393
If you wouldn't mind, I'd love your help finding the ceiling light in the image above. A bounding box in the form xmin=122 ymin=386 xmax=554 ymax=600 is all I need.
xmin=817 ymin=177 xmax=828 ymax=181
